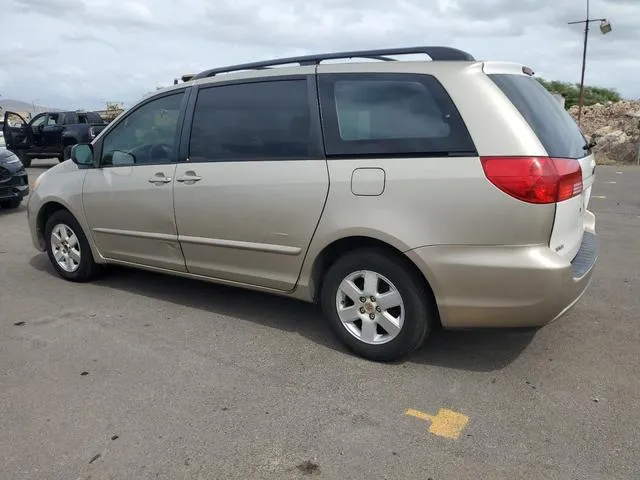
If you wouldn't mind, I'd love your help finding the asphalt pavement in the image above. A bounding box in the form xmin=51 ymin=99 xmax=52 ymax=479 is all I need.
xmin=1 ymin=160 xmax=638 ymax=479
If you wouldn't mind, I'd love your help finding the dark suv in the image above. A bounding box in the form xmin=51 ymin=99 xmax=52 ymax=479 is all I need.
xmin=0 ymin=149 xmax=28 ymax=209
xmin=2 ymin=111 xmax=108 ymax=167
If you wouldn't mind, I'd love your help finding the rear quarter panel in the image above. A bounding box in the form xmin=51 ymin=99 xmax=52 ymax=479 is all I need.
xmin=62 ymin=125 xmax=87 ymax=143
xmin=295 ymin=62 xmax=556 ymax=299
xmin=296 ymin=155 xmax=556 ymax=300
xmin=316 ymin=156 xmax=555 ymax=248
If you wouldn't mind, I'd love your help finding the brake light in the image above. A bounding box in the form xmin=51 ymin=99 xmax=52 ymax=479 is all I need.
xmin=480 ymin=157 xmax=583 ymax=204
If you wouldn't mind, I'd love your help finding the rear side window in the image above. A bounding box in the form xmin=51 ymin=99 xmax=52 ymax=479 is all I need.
xmin=87 ymin=112 xmax=104 ymax=124
xmin=62 ymin=113 xmax=78 ymax=124
xmin=318 ymin=73 xmax=476 ymax=157
xmin=489 ymin=74 xmax=587 ymax=159
xmin=189 ymin=79 xmax=315 ymax=162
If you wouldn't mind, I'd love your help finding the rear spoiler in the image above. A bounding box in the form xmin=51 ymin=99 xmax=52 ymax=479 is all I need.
xmin=482 ymin=61 xmax=535 ymax=76
xmin=174 ymin=74 xmax=195 ymax=85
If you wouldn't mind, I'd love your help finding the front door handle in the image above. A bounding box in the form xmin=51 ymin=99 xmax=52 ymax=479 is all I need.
xmin=148 ymin=173 xmax=172 ymax=184
xmin=176 ymin=171 xmax=202 ymax=184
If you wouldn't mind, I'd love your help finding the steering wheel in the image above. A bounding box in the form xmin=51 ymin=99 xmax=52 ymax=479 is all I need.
xmin=149 ymin=143 xmax=173 ymax=159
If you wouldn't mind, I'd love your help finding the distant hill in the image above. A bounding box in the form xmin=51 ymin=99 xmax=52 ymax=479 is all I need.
xmin=0 ymin=99 xmax=59 ymax=115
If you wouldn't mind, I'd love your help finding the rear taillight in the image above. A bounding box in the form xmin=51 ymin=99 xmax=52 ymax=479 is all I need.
xmin=480 ymin=156 xmax=583 ymax=204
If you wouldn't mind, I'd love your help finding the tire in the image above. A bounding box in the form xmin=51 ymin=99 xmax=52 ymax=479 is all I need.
xmin=0 ymin=198 xmax=22 ymax=209
xmin=17 ymin=151 xmax=31 ymax=168
xmin=44 ymin=210 xmax=98 ymax=282
xmin=63 ymin=145 xmax=72 ymax=161
xmin=320 ymin=249 xmax=433 ymax=362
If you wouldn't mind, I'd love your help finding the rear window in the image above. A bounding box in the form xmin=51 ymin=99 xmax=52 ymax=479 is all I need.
xmin=318 ymin=73 xmax=476 ymax=157
xmin=489 ymin=74 xmax=587 ymax=159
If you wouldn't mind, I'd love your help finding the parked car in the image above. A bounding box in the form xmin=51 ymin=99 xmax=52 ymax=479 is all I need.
xmin=2 ymin=110 xmax=108 ymax=167
xmin=26 ymin=46 xmax=598 ymax=361
xmin=0 ymin=148 xmax=29 ymax=209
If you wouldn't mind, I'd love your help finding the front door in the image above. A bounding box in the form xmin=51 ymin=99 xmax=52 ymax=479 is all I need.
xmin=28 ymin=113 xmax=47 ymax=148
xmin=82 ymin=90 xmax=189 ymax=271
xmin=41 ymin=113 xmax=63 ymax=155
xmin=173 ymin=77 xmax=329 ymax=291
xmin=2 ymin=111 xmax=31 ymax=151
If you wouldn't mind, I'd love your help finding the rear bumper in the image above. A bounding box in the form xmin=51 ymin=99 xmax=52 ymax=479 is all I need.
xmin=406 ymin=212 xmax=598 ymax=329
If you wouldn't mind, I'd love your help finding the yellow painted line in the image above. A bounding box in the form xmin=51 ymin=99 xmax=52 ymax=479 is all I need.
xmin=406 ymin=408 xmax=434 ymax=422
xmin=592 ymin=195 xmax=606 ymax=199
xmin=405 ymin=408 xmax=469 ymax=440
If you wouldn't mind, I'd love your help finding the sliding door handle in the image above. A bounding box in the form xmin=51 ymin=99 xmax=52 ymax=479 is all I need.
xmin=176 ymin=171 xmax=202 ymax=183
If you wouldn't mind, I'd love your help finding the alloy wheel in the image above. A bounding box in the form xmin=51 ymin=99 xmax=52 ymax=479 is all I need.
xmin=335 ymin=270 xmax=405 ymax=345
xmin=50 ymin=223 xmax=81 ymax=273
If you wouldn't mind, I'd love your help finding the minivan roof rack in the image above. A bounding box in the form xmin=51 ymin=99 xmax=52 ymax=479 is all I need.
xmin=190 ymin=46 xmax=475 ymax=80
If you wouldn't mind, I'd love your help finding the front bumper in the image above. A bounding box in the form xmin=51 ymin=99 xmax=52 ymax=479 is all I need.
xmin=0 ymin=170 xmax=29 ymax=201
xmin=406 ymin=212 xmax=598 ymax=329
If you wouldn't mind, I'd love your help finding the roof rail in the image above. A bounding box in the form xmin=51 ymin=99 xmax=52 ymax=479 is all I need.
xmin=190 ymin=46 xmax=475 ymax=80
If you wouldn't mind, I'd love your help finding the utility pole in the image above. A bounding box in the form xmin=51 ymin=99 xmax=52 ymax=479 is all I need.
xmin=568 ymin=0 xmax=612 ymax=125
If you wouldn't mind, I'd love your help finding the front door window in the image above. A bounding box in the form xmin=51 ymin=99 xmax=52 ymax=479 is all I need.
xmin=101 ymin=92 xmax=184 ymax=167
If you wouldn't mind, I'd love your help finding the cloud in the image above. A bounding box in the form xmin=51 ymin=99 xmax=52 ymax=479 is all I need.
xmin=197 ymin=0 xmax=526 ymax=51
xmin=453 ymin=0 xmax=549 ymax=20
xmin=1 ymin=0 xmax=638 ymax=110
xmin=12 ymin=0 xmax=82 ymax=17
xmin=58 ymin=32 xmax=121 ymax=51
xmin=0 ymin=42 xmax=52 ymax=66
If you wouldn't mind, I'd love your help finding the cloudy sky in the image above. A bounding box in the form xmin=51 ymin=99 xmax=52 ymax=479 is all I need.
xmin=1 ymin=0 xmax=638 ymax=110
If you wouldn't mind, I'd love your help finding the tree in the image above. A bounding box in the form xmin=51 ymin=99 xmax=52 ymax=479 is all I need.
xmin=101 ymin=102 xmax=124 ymax=122
xmin=536 ymin=78 xmax=621 ymax=109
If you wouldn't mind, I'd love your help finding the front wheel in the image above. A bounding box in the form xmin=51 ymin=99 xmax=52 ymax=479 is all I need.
xmin=44 ymin=210 xmax=99 ymax=282
xmin=320 ymin=249 xmax=433 ymax=362
xmin=16 ymin=151 xmax=31 ymax=168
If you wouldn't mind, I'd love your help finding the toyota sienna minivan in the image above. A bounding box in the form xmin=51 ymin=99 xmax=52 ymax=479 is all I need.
xmin=26 ymin=46 xmax=598 ymax=361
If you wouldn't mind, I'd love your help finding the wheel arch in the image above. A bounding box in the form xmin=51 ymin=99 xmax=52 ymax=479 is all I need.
xmin=62 ymin=136 xmax=79 ymax=159
xmin=36 ymin=201 xmax=73 ymax=249
xmin=62 ymin=135 xmax=79 ymax=147
xmin=35 ymin=200 xmax=101 ymax=265
xmin=307 ymin=235 xmax=440 ymax=325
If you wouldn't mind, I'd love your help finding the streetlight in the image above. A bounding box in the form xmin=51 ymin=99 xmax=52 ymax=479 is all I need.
xmin=568 ymin=0 xmax=612 ymax=125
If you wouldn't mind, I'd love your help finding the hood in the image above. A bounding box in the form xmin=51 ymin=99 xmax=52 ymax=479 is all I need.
xmin=0 ymin=149 xmax=24 ymax=172
xmin=0 ymin=148 xmax=16 ymax=162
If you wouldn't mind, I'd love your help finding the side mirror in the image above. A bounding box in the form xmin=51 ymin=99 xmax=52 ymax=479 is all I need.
xmin=71 ymin=143 xmax=94 ymax=166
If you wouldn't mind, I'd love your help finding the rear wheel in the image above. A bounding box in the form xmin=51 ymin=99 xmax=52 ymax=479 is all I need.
xmin=320 ymin=249 xmax=433 ymax=362
xmin=0 ymin=198 xmax=21 ymax=209
xmin=44 ymin=210 xmax=98 ymax=282
xmin=63 ymin=145 xmax=73 ymax=161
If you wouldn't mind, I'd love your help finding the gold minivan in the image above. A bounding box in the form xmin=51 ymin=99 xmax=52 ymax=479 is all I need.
xmin=26 ymin=47 xmax=598 ymax=361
